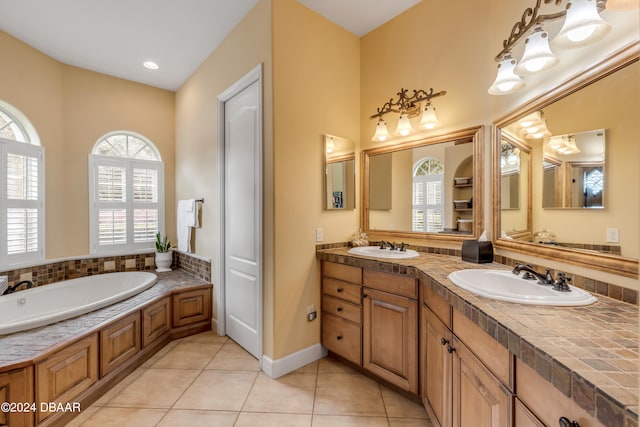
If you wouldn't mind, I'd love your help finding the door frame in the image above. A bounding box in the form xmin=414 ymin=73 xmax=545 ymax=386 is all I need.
xmin=215 ymin=63 xmax=263 ymax=363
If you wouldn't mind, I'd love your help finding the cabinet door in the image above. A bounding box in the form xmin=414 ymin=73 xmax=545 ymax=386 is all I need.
xmin=452 ymin=336 xmax=512 ymax=427
xmin=172 ymin=288 xmax=212 ymax=327
xmin=143 ymin=297 xmax=171 ymax=347
xmin=422 ymin=305 xmax=453 ymax=427
xmin=100 ymin=312 xmax=141 ymax=376
xmin=363 ymin=287 xmax=417 ymax=393
xmin=322 ymin=313 xmax=361 ymax=365
xmin=0 ymin=368 xmax=34 ymax=427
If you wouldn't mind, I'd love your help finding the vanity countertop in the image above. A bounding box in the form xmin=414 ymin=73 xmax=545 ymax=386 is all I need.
xmin=317 ymin=247 xmax=639 ymax=426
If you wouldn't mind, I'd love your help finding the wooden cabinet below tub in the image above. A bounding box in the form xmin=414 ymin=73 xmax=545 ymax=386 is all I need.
xmin=172 ymin=287 xmax=212 ymax=328
xmin=100 ymin=312 xmax=141 ymax=377
xmin=36 ymin=334 xmax=99 ymax=424
xmin=142 ymin=297 xmax=171 ymax=348
xmin=0 ymin=367 xmax=34 ymax=427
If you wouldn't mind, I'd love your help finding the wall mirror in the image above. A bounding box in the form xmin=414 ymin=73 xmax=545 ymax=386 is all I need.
xmin=363 ymin=126 xmax=483 ymax=242
xmin=493 ymin=44 xmax=639 ymax=277
xmin=324 ymin=135 xmax=355 ymax=210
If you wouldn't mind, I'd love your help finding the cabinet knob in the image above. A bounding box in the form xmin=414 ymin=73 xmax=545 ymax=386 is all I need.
xmin=559 ymin=417 xmax=580 ymax=427
xmin=441 ymin=338 xmax=449 ymax=346
xmin=336 ymin=307 xmax=343 ymax=312
xmin=363 ymin=293 xmax=368 ymax=298
xmin=337 ymin=288 xmax=344 ymax=293
xmin=447 ymin=345 xmax=456 ymax=354
xmin=336 ymin=335 xmax=343 ymax=341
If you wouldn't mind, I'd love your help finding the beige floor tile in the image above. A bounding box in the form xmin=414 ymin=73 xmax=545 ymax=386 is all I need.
xmin=314 ymin=373 xmax=386 ymax=416
xmin=234 ymin=412 xmax=312 ymax=427
xmin=318 ymin=357 xmax=360 ymax=375
xmin=141 ymin=341 xmax=178 ymax=368
xmin=173 ymin=370 xmax=258 ymax=411
xmin=243 ymin=372 xmax=316 ymax=414
xmin=151 ymin=341 xmax=223 ymax=369
xmin=180 ymin=330 xmax=229 ymax=345
xmin=78 ymin=407 xmax=167 ymax=426
xmin=381 ymin=386 xmax=428 ymax=419
xmin=104 ymin=368 xmax=199 ymax=408
xmin=206 ymin=341 xmax=260 ymax=371
xmin=157 ymin=409 xmax=238 ymax=426
xmin=292 ymin=360 xmax=319 ymax=374
xmin=388 ymin=418 xmax=434 ymax=427
xmin=92 ymin=367 xmax=147 ymax=406
xmin=65 ymin=406 xmax=100 ymax=427
xmin=312 ymin=414 xmax=389 ymax=427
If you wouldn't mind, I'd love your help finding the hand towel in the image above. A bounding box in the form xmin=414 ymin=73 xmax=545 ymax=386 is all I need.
xmin=177 ymin=199 xmax=199 ymax=252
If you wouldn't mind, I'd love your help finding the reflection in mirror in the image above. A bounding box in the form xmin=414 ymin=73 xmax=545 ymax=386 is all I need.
xmin=363 ymin=127 xmax=483 ymax=242
xmin=493 ymin=46 xmax=638 ymax=277
xmin=324 ymin=135 xmax=355 ymax=210
xmin=500 ymin=133 xmax=532 ymax=238
xmin=542 ymin=129 xmax=606 ymax=209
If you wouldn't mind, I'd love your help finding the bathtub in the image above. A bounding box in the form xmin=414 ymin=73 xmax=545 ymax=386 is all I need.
xmin=0 ymin=272 xmax=157 ymax=335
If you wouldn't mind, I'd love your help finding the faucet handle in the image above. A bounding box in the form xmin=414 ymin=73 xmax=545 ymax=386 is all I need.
xmin=553 ymin=272 xmax=571 ymax=292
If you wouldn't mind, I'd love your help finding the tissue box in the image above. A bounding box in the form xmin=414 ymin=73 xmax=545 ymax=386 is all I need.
xmin=461 ymin=240 xmax=494 ymax=263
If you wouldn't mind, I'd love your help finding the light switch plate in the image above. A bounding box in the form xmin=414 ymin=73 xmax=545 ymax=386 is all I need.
xmin=316 ymin=228 xmax=323 ymax=242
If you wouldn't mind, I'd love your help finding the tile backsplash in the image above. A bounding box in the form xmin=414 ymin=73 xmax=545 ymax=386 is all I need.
xmin=0 ymin=250 xmax=212 ymax=289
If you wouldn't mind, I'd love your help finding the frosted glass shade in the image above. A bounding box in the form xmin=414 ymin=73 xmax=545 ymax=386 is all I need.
xmin=488 ymin=54 xmax=525 ymax=95
xmin=394 ymin=113 xmax=414 ymax=136
xmin=372 ymin=118 xmax=391 ymax=142
xmin=419 ymin=103 xmax=440 ymax=129
xmin=554 ymin=0 xmax=611 ymax=47
xmin=516 ymin=28 xmax=559 ymax=74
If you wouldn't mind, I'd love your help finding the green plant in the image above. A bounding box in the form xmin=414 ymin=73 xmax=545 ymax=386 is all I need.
xmin=155 ymin=232 xmax=172 ymax=253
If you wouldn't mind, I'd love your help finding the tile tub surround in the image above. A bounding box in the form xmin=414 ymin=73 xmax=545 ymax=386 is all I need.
xmin=0 ymin=269 xmax=210 ymax=368
xmin=317 ymin=248 xmax=639 ymax=427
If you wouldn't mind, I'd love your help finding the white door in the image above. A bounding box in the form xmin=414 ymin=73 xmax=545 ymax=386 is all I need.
xmin=222 ymin=67 xmax=262 ymax=359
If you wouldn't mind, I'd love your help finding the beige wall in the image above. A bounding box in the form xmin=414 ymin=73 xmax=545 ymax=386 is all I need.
xmin=0 ymin=31 xmax=175 ymax=259
xmin=272 ymin=0 xmax=360 ymax=358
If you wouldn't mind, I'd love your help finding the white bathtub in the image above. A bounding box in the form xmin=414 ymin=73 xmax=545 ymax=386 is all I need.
xmin=0 ymin=272 xmax=157 ymax=335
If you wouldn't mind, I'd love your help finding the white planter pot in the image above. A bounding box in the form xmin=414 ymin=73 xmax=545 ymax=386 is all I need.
xmin=155 ymin=251 xmax=173 ymax=272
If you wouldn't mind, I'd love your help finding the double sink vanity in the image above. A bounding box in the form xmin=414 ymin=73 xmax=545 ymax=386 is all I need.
xmin=317 ymin=247 xmax=638 ymax=427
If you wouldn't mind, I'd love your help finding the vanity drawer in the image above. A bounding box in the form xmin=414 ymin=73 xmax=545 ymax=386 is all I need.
xmin=424 ymin=282 xmax=452 ymax=329
xmin=363 ymin=269 xmax=417 ymax=299
xmin=323 ymin=261 xmax=362 ymax=284
xmin=323 ymin=277 xmax=362 ymax=305
xmin=323 ymin=295 xmax=361 ymax=324
xmin=322 ymin=313 xmax=361 ymax=365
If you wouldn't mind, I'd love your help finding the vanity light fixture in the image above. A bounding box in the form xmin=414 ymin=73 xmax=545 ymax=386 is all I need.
xmin=488 ymin=0 xmax=628 ymax=95
xmin=518 ymin=110 xmax=553 ymax=139
xmin=370 ymin=88 xmax=446 ymax=141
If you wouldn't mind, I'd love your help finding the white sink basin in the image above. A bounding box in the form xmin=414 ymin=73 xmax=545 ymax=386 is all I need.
xmin=348 ymin=246 xmax=419 ymax=259
xmin=447 ymin=269 xmax=597 ymax=306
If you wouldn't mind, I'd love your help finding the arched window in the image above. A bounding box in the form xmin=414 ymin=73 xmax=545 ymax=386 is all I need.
xmin=412 ymin=158 xmax=444 ymax=232
xmin=89 ymin=132 xmax=164 ymax=254
xmin=0 ymin=102 xmax=44 ymax=266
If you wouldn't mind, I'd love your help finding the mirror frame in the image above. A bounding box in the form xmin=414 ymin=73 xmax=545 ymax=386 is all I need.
xmin=362 ymin=126 xmax=484 ymax=242
xmin=500 ymin=132 xmax=532 ymax=240
xmin=492 ymin=42 xmax=639 ymax=278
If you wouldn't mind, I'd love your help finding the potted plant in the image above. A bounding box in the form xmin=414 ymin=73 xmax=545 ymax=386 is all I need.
xmin=155 ymin=232 xmax=173 ymax=272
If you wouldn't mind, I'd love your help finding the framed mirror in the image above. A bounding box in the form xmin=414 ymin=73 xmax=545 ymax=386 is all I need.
xmin=362 ymin=126 xmax=484 ymax=242
xmin=492 ymin=44 xmax=639 ymax=277
xmin=324 ymin=135 xmax=356 ymax=210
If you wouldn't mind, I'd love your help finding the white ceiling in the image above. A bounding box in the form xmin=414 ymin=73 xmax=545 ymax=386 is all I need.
xmin=0 ymin=0 xmax=421 ymax=91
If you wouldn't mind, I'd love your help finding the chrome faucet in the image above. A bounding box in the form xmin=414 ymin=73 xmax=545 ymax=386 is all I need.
xmin=512 ymin=264 xmax=554 ymax=285
xmin=2 ymin=280 xmax=34 ymax=295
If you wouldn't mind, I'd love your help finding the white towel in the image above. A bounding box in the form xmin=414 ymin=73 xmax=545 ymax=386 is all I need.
xmin=177 ymin=199 xmax=199 ymax=252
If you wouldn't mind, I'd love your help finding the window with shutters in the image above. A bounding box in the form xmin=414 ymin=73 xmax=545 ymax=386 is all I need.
xmin=89 ymin=132 xmax=164 ymax=254
xmin=0 ymin=104 xmax=44 ymax=267
xmin=412 ymin=158 xmax=444 ymax=232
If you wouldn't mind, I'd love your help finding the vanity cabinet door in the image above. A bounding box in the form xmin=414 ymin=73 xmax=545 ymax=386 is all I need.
xmin=142 ymin=297 xmax=171 ymax=347
xmin=451 ymin=335 xmax=512 ymax=427
xmin=363 ymin=287 xmax=418 ymax=393
xmin=422 ymin=305 xmax=453 ymax=427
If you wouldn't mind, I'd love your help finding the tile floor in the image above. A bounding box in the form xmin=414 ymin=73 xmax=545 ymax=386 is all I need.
xmin=68 ymin=331 xmax=433 ymax=426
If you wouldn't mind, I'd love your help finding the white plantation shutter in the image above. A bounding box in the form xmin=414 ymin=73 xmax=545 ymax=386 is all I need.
xmin=1 ymin=141 xmax=45 ymax=265
xmin=412 ymin=158 xmax=444 ymax=232
xmin=89 ymin=137 xmax=164 ymax=255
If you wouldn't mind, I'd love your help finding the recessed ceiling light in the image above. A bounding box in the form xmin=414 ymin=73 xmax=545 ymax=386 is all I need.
xmin=143 ymin=61 xmax=159 ymax=70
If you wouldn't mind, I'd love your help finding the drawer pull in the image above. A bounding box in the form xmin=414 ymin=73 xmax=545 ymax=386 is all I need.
xmin=336 ymin=335 xmax=343 ymax=341
xmin=337 ymin=288 xmax=344 ymax=293
xmin=440 ymin=338 xmax=449 ymax=346
xmin=336 ymin=307 xmax=343 ymax=312
xmin=447 ymin=345 xmax=456 ymax=354
xmin=559 ymin=417 xmax=580 ymax=427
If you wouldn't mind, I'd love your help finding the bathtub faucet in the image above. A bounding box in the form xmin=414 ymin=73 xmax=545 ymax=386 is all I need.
xmin=2 ymin=280 xmax=34 ymax=295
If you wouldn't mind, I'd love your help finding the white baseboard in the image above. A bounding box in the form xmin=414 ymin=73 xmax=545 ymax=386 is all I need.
xmin=261 ymin=343 xmax=328 ymax=378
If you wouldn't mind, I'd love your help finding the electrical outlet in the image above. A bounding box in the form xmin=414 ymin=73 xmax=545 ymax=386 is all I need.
xmin=316 ymin=228 xmax=323 ymax=242
xmin=606 ymin=228 xmax=619 ymax=243
xmin=306 ymin=304 xmax=317 ymax=321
